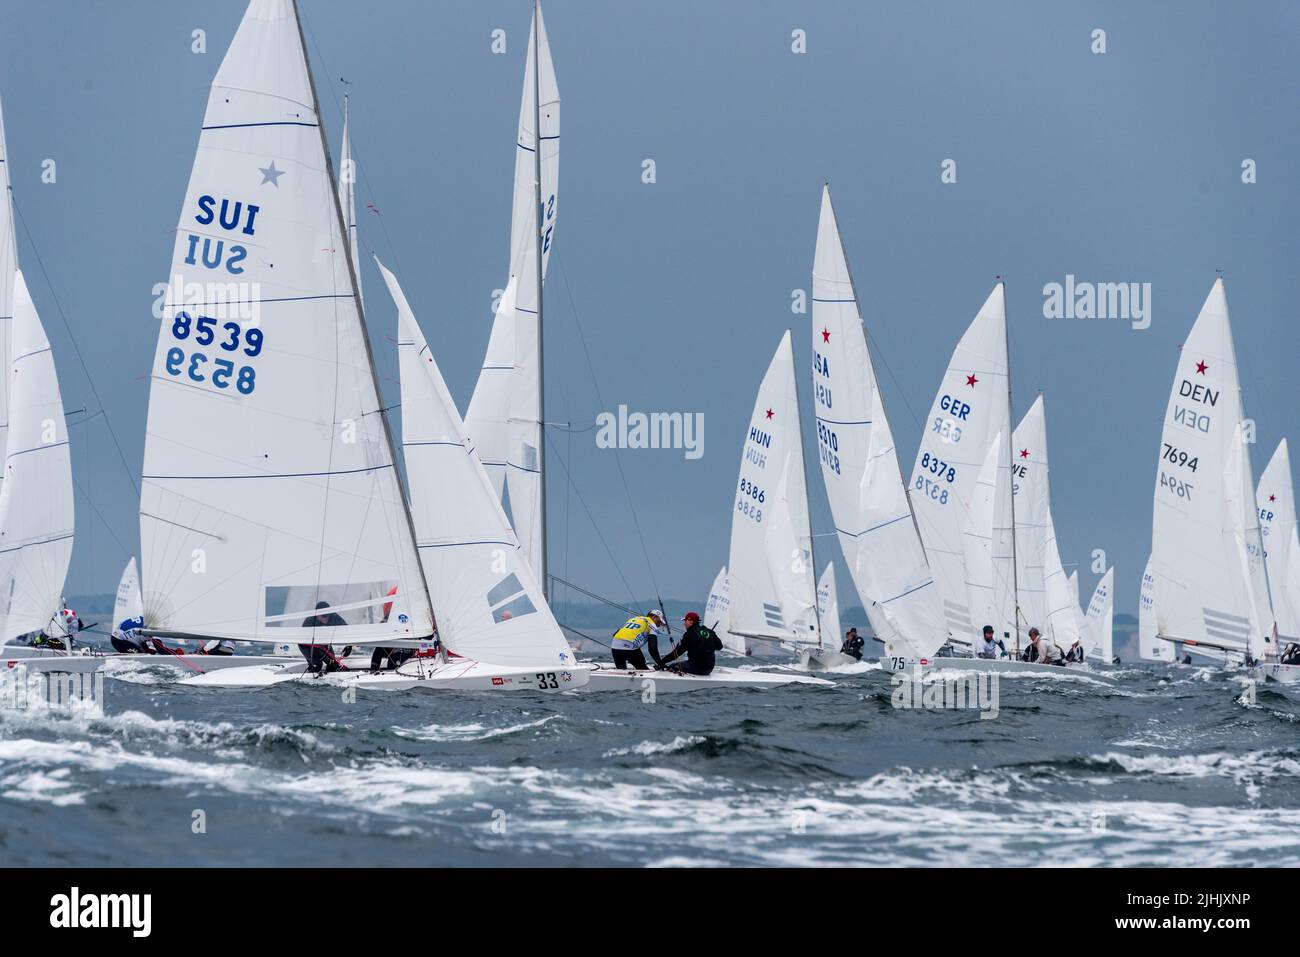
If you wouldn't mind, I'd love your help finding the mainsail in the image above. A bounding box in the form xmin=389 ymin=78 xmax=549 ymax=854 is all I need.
xmin=1149 ymin=279 xmax=1272 ymax=655
xmin=727 ymin=331 xmax=818 ymax=645
xmin=1082 ymin=566 xmax=1114 ymax=662
xmin=1011 ymin=397 xmax=1051 ymax=632
xmin=466 ymin=2 xmax=560 ymax=582
xmin=140 ymin=0 xmax=432 ymax=645
xmin=705 ymin=566 xmax=748 ymax=656
xmin=1042 ymin=511 xmax=1081 ymax=650
xmin=810 ymin=187 xmax=944 ymax=660
xmin=909 ymin=284 xmax=1009 ymax=641
xmin=0 ymin=94 xmax=15 ymax=494
xmin=0 ymin=268 xmax=74 ymax=640
xmin=1137 ymin=555 xmax=1168 ymax=661
xmin=114 ymin=557 xmax=145 ymax=627
xmin=1257 ymin=439 xmax=1300 ymax=639
xmin=817 ymin=563 xmax=842 ymax=655
xmin=378 ymin=259 xmax=572 ymax=668
xmin=337 ymin=95 xmax=360 ymax=307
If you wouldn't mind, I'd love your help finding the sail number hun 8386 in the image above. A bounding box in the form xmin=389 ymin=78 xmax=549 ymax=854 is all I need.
xmin=164 ymin=311 xmax=263 ymax=394
xmin=737 ymin=477 xmax=765 ymax=523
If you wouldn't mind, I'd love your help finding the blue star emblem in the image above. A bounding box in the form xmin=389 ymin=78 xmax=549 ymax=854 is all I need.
xmin=258 ymin=161 xmax=284 ymax=187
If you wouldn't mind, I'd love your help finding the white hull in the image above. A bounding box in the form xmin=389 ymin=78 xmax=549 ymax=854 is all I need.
xmin=1251 ymin=661 xmax=1300 ymax=684
xmin=799 ymin=648 xmax=860 ymax=671
xmin=179 ymin=656 xmax=592 ymax=692
xmin=879 ymin=655 xmax=1113 ymax=680
xmin=1 ymin=644 xmax=289 ymax=674
xmin=2 ymin=649 xmax=103 ymax=674
xmin=581 ymin=663 xmax=834 ymax=693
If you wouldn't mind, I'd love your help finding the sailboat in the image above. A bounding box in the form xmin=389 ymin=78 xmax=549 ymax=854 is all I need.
xmin=464 ymin=0 xmax=559 ymax=589
xmin=150 ymin=0 xmax=585 ymax=692
xmin=586 ymin=333 xmax=832 ymax=691
xmin=811 ymin=186 xmax=946 ymax=670
xmin=705 ymin=566 xmax=749 ymax=657
xmin=1147 ymin=278 xmax=1294 ymax=680
xmin=1081 ymin=566 xmax=1115 ymax=663
xmin=1257 ymin=440 xmax=1300 ymax=651
xmin=0 ymin=95 xmax=101 ymax=675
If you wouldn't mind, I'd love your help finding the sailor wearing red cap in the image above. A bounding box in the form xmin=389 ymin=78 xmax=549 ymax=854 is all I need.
xmin=658 ymin=611 xmax=723 ymax=676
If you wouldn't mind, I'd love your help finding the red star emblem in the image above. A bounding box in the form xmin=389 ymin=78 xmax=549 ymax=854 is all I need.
xmin=765 ymin=408 xmax=774 ymax=420
xmin=1195 ymin=360 xmax=1207 ymax=374
xmin=1270 ymin=494 xmax=1277 ymax=502
xmin=1019 ymin=449 xmax=1030 ymax=459
xmin=821 ymin=328 xmax=830 ymax=343
xmin=965 ymin=374 xmax=978 ymax=387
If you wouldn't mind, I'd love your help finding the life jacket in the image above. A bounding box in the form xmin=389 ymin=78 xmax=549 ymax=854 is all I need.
xmin=611 ymin=616 xmax=656 ymax=650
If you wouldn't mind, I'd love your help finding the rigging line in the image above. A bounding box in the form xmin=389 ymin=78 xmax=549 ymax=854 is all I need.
xmin=11 ymin=197 xmax=140 ymax=497
xmin=541 ymin=427 xmax=639 ymax=608
xmin=558 ymin=623 xmax=612 ymax=649
xmin=298 ymin=15 xmax=406 ymax=284
xmin=549 ymin=573 xmax=638 ymax=617
xmin=552 ymin=250 xmax=661 ymax=599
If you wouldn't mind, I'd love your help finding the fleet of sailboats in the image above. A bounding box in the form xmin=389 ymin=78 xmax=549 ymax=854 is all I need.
xmin=1 ymin=0 xmax=1294 ymax=699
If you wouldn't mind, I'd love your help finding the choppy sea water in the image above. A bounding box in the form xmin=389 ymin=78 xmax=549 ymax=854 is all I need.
xmin=1 ymin=658 xmax=1298 ymax=867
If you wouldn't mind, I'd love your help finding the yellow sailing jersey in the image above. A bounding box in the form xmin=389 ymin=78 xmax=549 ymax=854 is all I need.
xmin=611 ymin=615 xmax=656 ymax=650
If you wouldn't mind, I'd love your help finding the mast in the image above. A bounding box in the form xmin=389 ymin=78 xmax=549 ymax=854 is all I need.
xmin=791 ymin=330 xmax=825 ymax=649
xmin=1002 ymin=277 xmax=1021 ymax=654
xmin=532 ymin=0 xmax=549 ymax=601
xmin=291 ymin=0 xmax=437 ymax=636
xmin=829 ymin=185 xmax=930 ymax=570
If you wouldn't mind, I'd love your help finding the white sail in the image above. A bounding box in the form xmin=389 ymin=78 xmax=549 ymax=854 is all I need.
xmin=114 ymin=557 xmax=144 ymax=626
xmin=337 ymin=96 xmax=360 ymax=308
xmin=1041 ymin=511 xmax=1080 ymax=651
xmin=910 ymin=284 xmax=1009 ymax=642
xmin=1150 ymin=279 xmax=1269 ymax=654
xmin=139 ymin=0 xmax=431 ymax=645
xmin=466 ymin=3 xmax=560 ymax=547
xmin=706 ymin=565 xmax=748 ymax=656
xmin=817 ymin=563 xmax=842 ymax=654
xmin=0 ymin=95 xmax=19 ymax=501
xmin=728 ymin=331 xmax=818 ymax=645
xmin=1258 ymin=439 xmax=1300 ymax=639
xmin=378 ymin=259 xmax=573 ymax=668
xmin=960 ymin=431 xmax=1005 ymax=636
xmin=1082 ymin=566 xmax=1114 ymax=661
xmin=1011 ymin=397 xmax=1050 ymax=632
xmin=1067 ymin=570 xmax=1080 ymax=613
xmin=811 ymin=187 xmax=945 ymax=660
xmin=1225 ymin=422 xmax=1274 ymax=646
xmin=0 ymin=269 xmax=74 ymax=640
xmin=1137 ymin=555 xmax=1168 ymax=661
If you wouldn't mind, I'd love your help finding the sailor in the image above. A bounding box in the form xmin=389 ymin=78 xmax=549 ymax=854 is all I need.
xmin=1180 ymin=652 xmax=1193 ymax=665
xmin=658 ymin=611 xmax=723 ymax=676
xmin=368 ymin=584 xmax=414 ymax=671
xmin=110 ymin=615 xmax=150 ymax=654
xmin=1063 ymin=638 xmax=1086 ymax=663
xmin=199 ymin=639 xmax=236 ymax=656
xmin=299 ymin=601 xmax=349 ymax=673
xmin=609 ymin=609 xmax=667 ymax=670
xmin=840 ymin=627 xmax=865 ymax=661
xmin=1021 ymin=627 xmax=1058 ymax=663
xmin=1281 ymin=642 xmax=1300 ymax=665
xmin=974 ymin=625 xmax=1005 ymax=659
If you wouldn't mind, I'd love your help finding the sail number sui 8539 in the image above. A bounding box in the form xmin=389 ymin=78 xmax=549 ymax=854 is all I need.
xmin=165 ymin=312 xmax=263 ymax=394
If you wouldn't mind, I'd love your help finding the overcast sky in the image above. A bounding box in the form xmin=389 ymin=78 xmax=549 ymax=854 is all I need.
xmin=3 ymin=0 xmax=1297 ymax=619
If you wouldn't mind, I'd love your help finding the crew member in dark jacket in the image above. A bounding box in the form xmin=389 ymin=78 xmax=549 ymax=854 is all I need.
xmin=658 ymin=612 xmax=723 ymax=676
xmin=841 ymin=627 xmax=865 ymax=660
xmin=299 ymin=601 xmax=348 ymax=673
